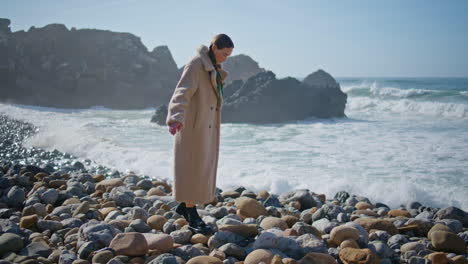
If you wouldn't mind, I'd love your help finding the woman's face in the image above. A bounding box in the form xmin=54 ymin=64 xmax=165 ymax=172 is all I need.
xmin=213 ymin=45 xmax=233 ymax=64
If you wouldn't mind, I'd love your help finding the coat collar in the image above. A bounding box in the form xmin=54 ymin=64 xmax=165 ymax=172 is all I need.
xmin=197 ymin=45 xmax=229 ymax=81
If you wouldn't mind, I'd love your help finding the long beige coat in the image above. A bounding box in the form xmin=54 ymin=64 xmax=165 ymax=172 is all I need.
xmin=166 ymin=45 xmax=228 ymax=204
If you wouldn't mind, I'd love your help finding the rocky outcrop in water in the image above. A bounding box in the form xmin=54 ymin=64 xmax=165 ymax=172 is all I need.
xmin=2 ymin=18 xmax=347 ymax=121
xmin=221 ymin=70 xmax=347 ymax=123
xmin=0 ymin=18 xmax=178 ymax=109
xmin=151 ymin=69 xmax=347 ymax=124
xmin=223 ymin=54 xmax=265 ymax=84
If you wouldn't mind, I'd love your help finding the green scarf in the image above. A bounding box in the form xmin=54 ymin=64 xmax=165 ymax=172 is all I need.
xmin=208 ymin=49 xmax=224 ymax=98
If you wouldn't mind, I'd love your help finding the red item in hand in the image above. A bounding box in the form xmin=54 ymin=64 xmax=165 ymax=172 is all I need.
xmin=169 ymin=122 xmax=182 ymax=135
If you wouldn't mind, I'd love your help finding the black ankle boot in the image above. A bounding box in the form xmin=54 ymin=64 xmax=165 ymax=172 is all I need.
xmin=186 ymin=206 xmax=213 ymax=235
xmin=175 ymin=202 xmax=187 ymax=218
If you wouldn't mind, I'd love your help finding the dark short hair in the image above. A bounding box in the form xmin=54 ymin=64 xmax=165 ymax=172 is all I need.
xmin=210 ymin=34 xmax=234 ymax=49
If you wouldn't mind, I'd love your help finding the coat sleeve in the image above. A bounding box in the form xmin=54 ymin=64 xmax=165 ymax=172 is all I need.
xmin=166 ymin=61 xmax=200 ymax=126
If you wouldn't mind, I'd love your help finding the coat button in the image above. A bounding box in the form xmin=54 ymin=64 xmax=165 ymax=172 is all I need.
xmin=210 ymin=106 xmax=213 ymax=110
xmin=216 ymin=108 xmax=219 ymax=111
xmin=209 ymin=125 xmax=212 ymax=128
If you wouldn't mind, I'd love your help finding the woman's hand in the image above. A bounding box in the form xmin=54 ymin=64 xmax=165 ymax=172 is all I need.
xmin=169 ymin=122 xmax=183 ymax=135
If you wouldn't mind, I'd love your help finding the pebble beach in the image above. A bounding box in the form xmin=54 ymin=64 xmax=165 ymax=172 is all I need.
xmin=0 ymin=114 xmax=467 ymax=264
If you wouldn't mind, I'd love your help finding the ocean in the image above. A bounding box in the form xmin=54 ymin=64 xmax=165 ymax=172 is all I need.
xmin=1 ymin=77 xmax=467 ymax=210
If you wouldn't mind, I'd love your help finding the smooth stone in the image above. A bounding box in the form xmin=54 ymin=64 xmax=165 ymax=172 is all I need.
xmin=282 ymin=215 xmax=299 ymax=228
xmin=211 ymin=207 xmax=229 ymax=219
xmin=353 ymin=209 xmax=380 ymax=217
xmin=147 ymin=187 xmax=166 ymax=196
xmin=253 ymin=232 xmax=279 ymax=249
xmin=170 ymin=229 xmax=193 ymax=244
xmin=292 ymin=222 xmax=322 ymax=237
xmin=244 ymin=249 xmax=274 ymax=264
xmin=142 ymin=233 xmax=174 ymax=253
xmin=431 ymin=231 xmax=466 ymax=254
xmin=77 ymin=241 xmax=101 ymax=260
xmin=58 ymin=250 xmax=77 ymax=264
xmin=78 ymin=221 xmax=120 ymax=248
xmin=312 ymin=218 xmax=338 ymax=234
xmin=95 ymin=179 xmax=124 ymax=192
xmin=355 ymin=202 xmax=373 ymax=210
xmin=93 ymin=174 xmax=106 ymax=182
xmin=388 ymin=209 xmax=411 ymax=218
xmin=186 ymin=256 xmax=222 ymax=264
xmin=279 ymin=190 xmax=316 ymax=210
xmin=109 ymin=187 xmax=135 ymax=207
xmin=49 ymin=180 xmax=67 ymax=189
xmin=128 ymin=207 xmax=149 ymax=221
xmin=222 ymin=191 xmax=241 ymax=199
xmin=368 ymin=241 xmax=393 ymax=259
xmin=19 ymin=241 xmax=52 ymax=258
xmin=32 ymin=203 xmax=47 ymax=217
xmin=435 ymin=207 xmax=468 ymax=227
xmin=299 ymin=252 xmax=336 ymax=264
xmin=146 ymin=253 xmax=178 ymax=264
xmin=368 ymin=230 xmax=390 ymax=243
xmin=340 ymin=239 xmax=360 ymax=249
xmin=171 ymin=245 xmax=204 ymax=261
xmin=136 ymin=179 xmax=153 ymax=190
xmin=129 ymin=219 xmax=152 ymax=233
xmin=438 ymin=219 xmax=463 ymax=233
xmin=37 ymin=220 xmax=63 ymax=232
xmin=353 ymin=218 xmax=398 ymax=235
xmin=109 ymin=232 xmax=148 ymax=256
xmin=427 ymin=252 xmax=450 ymax=264
xmin=191 ymin=233 xmax=209 ymax=244
xmin=329 ymin=225 xmax=360 ymax=245
xmin=20 ymin=214 xmax=38 ymax=229
xmin=295 ymin=233 xmax=327 ymax=254
xmin=400 ymin=242 xmax=426 ymax=253
xmin=260 ymin=217 xmax=288 ymax=231
xmin=207 ymin=231 xmax=246 ymax=249
xmin=40 ymin=189 xmax=59 ymax=205
xmin=72 ymin=201 xmax=90 ymax=217
xmin=0 ymin=233 xmax=24 ymax=255
xmin=428 ymin=223 xmax=454 ymax=239
xmin=6 ymin=186 xmax=25 ymax=208
xmin=99 ymin=207 xmax=118 ymax=218
xmin=235 ymin=197 xmax=267 ymax=218
xmin=218 ymin=224 xmax=259 ymax=238
xmin=339 ymin=247 xmax=380 ymax=264
xmin=0 ymin=219 xmax=21 ymax=234
xmin=218 ymin=242 xmax=246 ymax=260
xmin=92 ymin=250 xmax=114 ymax=264
xmin=451 ymin=255 xmax=468 ymax=264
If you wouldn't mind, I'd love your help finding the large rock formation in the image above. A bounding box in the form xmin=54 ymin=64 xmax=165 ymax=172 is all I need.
xmin=0 ymin=18 xmax=179 ymax=109
xmin=2 ymin=18 xmax=347 ymax=122
xmin=152 ymin=69 xmax=347 ymax=124
xmin=221 ymin=70 xmax=347 ymax=123
xmin=223 ymin=54 xmax=265 ymax=83
xmin=0 ymin=18 xmax=16 ymax=95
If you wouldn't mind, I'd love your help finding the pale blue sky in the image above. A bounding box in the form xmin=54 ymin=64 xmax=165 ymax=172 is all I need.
xmin=2 ymin=0 xmax=467 ymax=77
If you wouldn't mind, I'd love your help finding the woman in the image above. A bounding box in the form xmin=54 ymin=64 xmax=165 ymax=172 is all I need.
xmin=166 ymin=34 xmax=234 ymax=234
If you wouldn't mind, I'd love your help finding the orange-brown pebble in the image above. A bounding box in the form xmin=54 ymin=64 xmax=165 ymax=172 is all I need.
xmin=340 ymin=239 xmax=360 ymax=249
xmin=355 ymin=201 xmax=373 ymax=210
xmin=427 ymin=252 xmax=449 ymax=264
xmin=388 ymin=209 xmax=412 ymax=218
xmin=174 ymin=218 xmax=188 ymax=226
xmin=46 ymin=204 xmax=54 ymax=214
xmin=152 ymin=181 xmax=172 ymax=193
xmin=289 ymin=201 xmax=301 ymax=210
xmin=258 ymin=190 xmax=270 ymax=200
xmin=281 ymin=215 xmax=299 ymax=228
xmin=283 ymin=229 xmax=299 ymax=237
xmin=318 ymin=194 xmax=326 ymax=203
